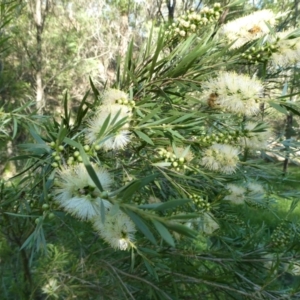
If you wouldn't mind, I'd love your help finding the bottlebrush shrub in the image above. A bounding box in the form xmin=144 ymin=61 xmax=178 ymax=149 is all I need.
xmin=2 ymin=3 xmax=300 ymax=300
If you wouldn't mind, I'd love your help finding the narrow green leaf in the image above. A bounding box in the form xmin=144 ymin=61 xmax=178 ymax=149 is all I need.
xmin=170 ymin=113 xmax=195 ymax=124
xmin=12 ymin=117 xmax=17 ymax=139
xmin=75 ymin=91 xmax=90 ymax=127
xmin=57 ymin=120 xmax=68 ymax=145
xmin=167 ymin=213 xmax=200 ymax=220
xmin=282 ymin=104 xmax=300 ymax=116
xmin=138 ymin=203 xmax=161 ymax=209
xmin=149 ymin=28 xmax=165 ymax=78
xmin=5 ymin=212 xmax=39 ymax=218
xmin=164 ymin=222 xmax=196 ymax=239
xmin=89 ymin=77 xmax=100 ymax=102
xmin=139 ymin=107 xmax=161 ymax=124
xmin=97 ymin=113 xmax=111 ymax=139
xmin=20 ymin=232 xmax=35 ymax=250
xmin=152 ymin=219 xmax=175 ymax=247
xmin=63 ymin=91 xmax=69 ymax=125
xmin=269 ymin=102 xmax=287 ymax=114
xmin=154 ymin=199 xmax=191 ymax=211
xmin=134 ymin=130 xmax=154 ymax=145
xmin=121 ymin=181 xmax=141 ymax=201
xmin=144 ymin=259 xmax=159 ymax=280
xmin=80 ymin=150 xmax=104 ymax=192
xmin=120 ymin=174 xmax=157 ymax=201
xmin=29 ymin=125 xmax=45 ymax=144
xmin=125 ymin=209 xmax=157 ymax=245
xmin=100 ymin=199 xmax=106 ymax=223
xmin=63 ymin=138 xmax=103 ymax=192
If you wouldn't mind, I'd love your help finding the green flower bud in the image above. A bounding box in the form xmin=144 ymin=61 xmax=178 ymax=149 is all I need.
xmin=51 ymin=162 xmax=59 ymax=168
xmin=35 ymin=217 xmax=42 ymax=225
xmin=178 ymin=157 xmax=185 ymax=163
xmin=42 ymin=204 xmax=49 ymax=210
xmin=84 ymin=145 xmax=90 ymax=152
xmin=48 ymin=213 xmax=55 ymax=219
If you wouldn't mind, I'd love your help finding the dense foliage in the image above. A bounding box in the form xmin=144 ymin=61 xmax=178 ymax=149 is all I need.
xmin=1 ymin=0 xmax=300 ymax=299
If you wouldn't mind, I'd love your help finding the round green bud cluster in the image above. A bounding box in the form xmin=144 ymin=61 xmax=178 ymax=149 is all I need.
xmin=241 ymin=44 xmax=279 ymax=64
xmin=67 ymin=148 xmax=87 ymax=165
xmin=198 ymin=131 xmax=240 ymax=146
xmin=271 ymin=223 xmax=293 ymax=248
xmin=157 ymin=148 xmax=187 ymax=172
xmin=215 ymin=211 xmax=245 ymax=227
xmin=116 ymin=98 xmax=135 ymax=108
xmin=190 ymin=194 xmax=211 ymax=212
xmin=245 ymin=199 xmax=268 ymax=210
xmin=49 ymin=142 xmax=66 ymax=168
xmin=229 ymin=215 xmax=245 ymax=226
xmin=165 ymin=3 xmax=222 ymax=40
xmin=133 ymin=195 xmax=145 ymax=205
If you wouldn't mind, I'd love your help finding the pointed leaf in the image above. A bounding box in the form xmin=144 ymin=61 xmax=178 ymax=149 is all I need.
xmin=154 ymin=199 xmax=191 ymax=211
xmin=125 ymin=209 xmax=157 ymax=245
xmin=152 ymin=219 xmax=175 ymax=247
xmin=134 ymin=130 xmax=154 ymax=145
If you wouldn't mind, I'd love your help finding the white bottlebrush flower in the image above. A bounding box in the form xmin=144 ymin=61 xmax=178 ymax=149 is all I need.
xmin=269 ymin=29 xmax=300 ymax=67
xmin=219 ymin=9 xmax=278 ymax=49
xmin=101 ymin=88 xmax=129 ymax=106
xmin=93 ymin=210 xmax=136 ymax=250
xmin=42 ymin=278 xmax=60 ymax=297
xmin=201 ymin=143 xmax=240 ymax=174
xmin=167 ymin=146 xmax=194 ymax=162
xmin=86 ymin=104 xmax=132 ymax=151
xmin=239 ymin=122 xmax=271 ymax=150
xmin=202 ymin=72 xmax=264 ymax=116
xmin=224 ymin=184 xmax=246 ymax=204
xmin=263 ymin=254 xmax=277 ymax=272
xmin=284 ymin=261 xmax=300 ymax=276
xmin=148 ymin=196 xmax=161 ymax=204
xmin=109 ymin=130 xmax=131 ymax=150
xmin=247 ymin=182 xmax=265 ymax=198
xmin=53 ymin=164 xmax=113 ymax=220
xmin=201 ymin=213 xmax=219 ymax=234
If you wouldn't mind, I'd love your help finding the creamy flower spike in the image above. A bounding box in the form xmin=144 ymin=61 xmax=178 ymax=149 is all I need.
xmin=86 ymin=104 xmax=132 ymax=150
xmin=53 ymin=164 xmax=112 ymax=220
xmin=247 ymin=182 xmax=265 ymax=197
xmin=224 ymin=184 xmax=246 ymax=204
xmin=101 ymin=88 xmax=129 ymax=106
xmin=93 ymin=211 xmax=136 ymax=251
xmin=239 ymin=122 xmax=271 ymax=150
xmin=201 ymin=143 xmax=240 ymax=174
xmin=201 ymin=213 xmax=219 ymax=234
xmin=269 ymin=29 xmax=300 ymax=67
xmin=220 ymin=9 xmax=278 ymax=49
xmin=203 ymin=72 xmax=263 ymax=116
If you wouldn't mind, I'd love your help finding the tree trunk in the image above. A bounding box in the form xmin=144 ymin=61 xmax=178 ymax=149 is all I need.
xmin=167 ymin=0 xmax=176 ymax=21
xmin=283 ymin=113 xmax=293 ymax=174
xmin=35 ymin=0 xmax=45 ymax=113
